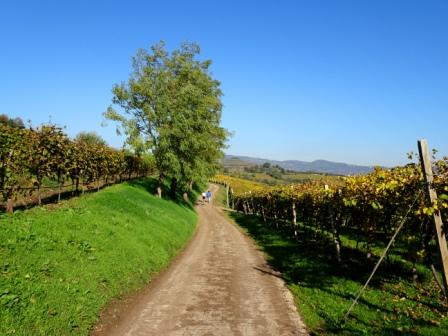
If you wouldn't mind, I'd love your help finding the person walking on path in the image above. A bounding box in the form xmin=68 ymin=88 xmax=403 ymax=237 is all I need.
xmin=206 ymin=190 xmax=212 ymax=203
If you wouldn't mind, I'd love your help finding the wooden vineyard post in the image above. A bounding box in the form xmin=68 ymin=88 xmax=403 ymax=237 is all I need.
xmin=6 ymin=198 xmax=14 ymax=213
xmin=226 ymin=183 xmax=230 ymax=208
xmin=418 ymin=139 xmax=448 ymax=296
xmin=292 ymin=202 xmax=297 ymax=237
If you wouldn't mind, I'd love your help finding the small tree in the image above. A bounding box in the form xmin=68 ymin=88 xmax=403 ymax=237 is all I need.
xmin=75 ymin=131 xmax=107 ymax=146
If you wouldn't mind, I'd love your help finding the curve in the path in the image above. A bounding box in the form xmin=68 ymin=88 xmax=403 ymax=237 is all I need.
xmin=96 ymin=184 xmax=308 ymax=336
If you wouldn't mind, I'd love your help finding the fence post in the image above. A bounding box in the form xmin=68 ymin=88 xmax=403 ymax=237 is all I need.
xmin=292 ymin=201 xmax=297 ymax=237
xmin=6 ymin=198 xmax=13 ymax=213
xmin=418 ymin=139 xmax=448 ymax=296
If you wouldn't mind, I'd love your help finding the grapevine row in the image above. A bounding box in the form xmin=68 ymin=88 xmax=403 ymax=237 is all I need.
xmin=0 ymin=123 xmax=154 ymax=211
xmin=215 ymin=162 xmax=448 ymax=264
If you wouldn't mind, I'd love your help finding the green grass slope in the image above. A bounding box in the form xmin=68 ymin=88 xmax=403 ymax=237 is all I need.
xmin=0 ymin=178 xmax=197 ymax=335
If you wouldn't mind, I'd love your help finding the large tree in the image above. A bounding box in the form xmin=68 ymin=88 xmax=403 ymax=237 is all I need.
xmin=105 ymin=41 xmax=228 ymax=197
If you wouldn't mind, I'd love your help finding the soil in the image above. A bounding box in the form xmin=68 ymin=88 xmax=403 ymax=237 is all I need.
xmin=91 ymin=185 xmax=308 ymax=336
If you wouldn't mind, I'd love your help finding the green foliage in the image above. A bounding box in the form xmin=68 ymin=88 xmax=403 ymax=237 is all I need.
xmin=223 ymin=162 xmax=342 ymax=186
xmin=215 ymin=162 xmax=448 ymax=333
xmin=74 ymin=131 xmax=107 ymax=146
xmin=0 ymin=114 xmax=25 ymax=129
xmin=218 ymin=161 xmax=448 ymax=266
xmin=0 ymin=177 xmax=197 ymax=335
xmin=105 ymin=41 xmax=229 ymax=195
xmin=0 ymin=123 xmax=154 ymax=207
xmin=0 ymin=124 xmax=29 ymax=200
xmin=26 ymin=125 xmax=70 ymax=188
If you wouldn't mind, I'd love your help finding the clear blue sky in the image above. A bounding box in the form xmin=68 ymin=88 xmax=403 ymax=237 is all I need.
xmin=1 ymin=0 xmax=447 ymax=167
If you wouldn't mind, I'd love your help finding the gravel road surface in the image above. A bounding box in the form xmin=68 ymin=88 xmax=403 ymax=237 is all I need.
xmin=93 ymin=185 xmax=308 ymax=336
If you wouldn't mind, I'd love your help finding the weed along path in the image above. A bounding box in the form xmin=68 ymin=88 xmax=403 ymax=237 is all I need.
xmin=94 ymin=184 xmax=308 ymax=336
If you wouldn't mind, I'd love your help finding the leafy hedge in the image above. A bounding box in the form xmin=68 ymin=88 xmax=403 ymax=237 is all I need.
xmin=0 ymin=124 xmax=154 ymax=210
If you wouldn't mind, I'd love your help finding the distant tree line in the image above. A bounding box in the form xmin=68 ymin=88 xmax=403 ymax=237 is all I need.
xmin=243 ymin=162 xmax=287 ymax=179
xmin=0 ymin=114 xmax=25 ymax=129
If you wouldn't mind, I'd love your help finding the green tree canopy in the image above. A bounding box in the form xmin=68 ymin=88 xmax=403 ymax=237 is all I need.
xmin=0 ymin=114 xmax=25 ymax=129
xmin=75 ymin=131 xmax=107 ymax=146
xmin=105 ymin=41 xmax=229 ymax=197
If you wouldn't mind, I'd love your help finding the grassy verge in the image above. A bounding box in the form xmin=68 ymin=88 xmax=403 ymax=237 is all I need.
xmin=214 ymin=184 xmax=228 ymax=207
xmin=0 ymin=178 xmax=197 ymax=335
xmin=226 ymin=210 xmax=448 ymax=335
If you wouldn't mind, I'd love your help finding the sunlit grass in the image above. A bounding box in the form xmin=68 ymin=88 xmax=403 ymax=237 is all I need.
xmin=0 ymin=178 xmax=197 ymax=335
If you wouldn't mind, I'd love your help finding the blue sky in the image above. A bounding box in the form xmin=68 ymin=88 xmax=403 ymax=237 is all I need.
xmin=1 ymin=0 xmax=447 ymax=167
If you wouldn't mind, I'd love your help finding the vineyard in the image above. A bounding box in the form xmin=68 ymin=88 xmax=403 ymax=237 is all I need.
xmin=214 ymin=160 xmax=448 ymax=333
xmin=215 ymin=159 xmax=448 ymax=274
xmin=0 ymin=123 xmax=153 ymax=212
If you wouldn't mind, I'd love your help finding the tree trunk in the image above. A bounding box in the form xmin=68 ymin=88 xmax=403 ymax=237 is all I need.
xmin=157 ymin=173 xmax=164 ymax=198
xmin=170 ymin=178 xmax=177 ymax=199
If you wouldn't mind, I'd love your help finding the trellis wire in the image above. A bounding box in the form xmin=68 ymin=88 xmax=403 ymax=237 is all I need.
xmin=342 ymin=188 xmax=424 ymax=322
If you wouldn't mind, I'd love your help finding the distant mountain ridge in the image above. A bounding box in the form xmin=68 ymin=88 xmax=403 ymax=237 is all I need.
xmin=224 ymin=155 xmax=374 ymax=175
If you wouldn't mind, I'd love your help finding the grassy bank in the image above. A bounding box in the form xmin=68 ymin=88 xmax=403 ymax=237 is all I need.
xmin=226 ymin=211 xmax=447 ymax=335
xmin=0 ymin=178 xmax=197 ymax=335
xmin=214 ymin=183 xmax=228 ymax=207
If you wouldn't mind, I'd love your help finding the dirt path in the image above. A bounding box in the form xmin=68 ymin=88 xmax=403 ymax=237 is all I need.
xmin=93 ymin=185 xmax=308 ymax=336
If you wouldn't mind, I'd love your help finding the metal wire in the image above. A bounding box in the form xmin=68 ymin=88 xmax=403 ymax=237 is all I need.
xmin=342 ymin=188 xmax=425 ymax=322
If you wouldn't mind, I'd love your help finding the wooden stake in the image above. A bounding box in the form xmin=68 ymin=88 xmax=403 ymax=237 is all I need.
xmin=292 ymin=202 xmax=298 ymax=238
xmin=6 ymin=198 xmax=13 ymax=213
xmin=226 ymin=184 xmax=230 ymax=208
xmin=58 ymin=182 xmax=62 ymax=203
xmin=418 ymin=139 xmax=448 ymax=296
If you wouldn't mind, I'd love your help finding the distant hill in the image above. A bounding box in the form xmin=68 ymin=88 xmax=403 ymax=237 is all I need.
xmin=223 ymin=155 xmax=374 ymax=175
